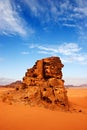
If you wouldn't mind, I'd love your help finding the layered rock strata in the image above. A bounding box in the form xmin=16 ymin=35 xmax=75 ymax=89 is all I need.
xmin=1 ymin=56 xmax=69 ymax=110
xmin=22 ymin=56 xmax=68 ymax=110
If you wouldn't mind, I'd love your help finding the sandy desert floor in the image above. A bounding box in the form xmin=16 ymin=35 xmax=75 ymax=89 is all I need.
xmin=0 ymin=87 xmax=87 ymax=130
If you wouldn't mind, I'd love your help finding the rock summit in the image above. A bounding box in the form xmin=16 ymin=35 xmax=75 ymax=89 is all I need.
xmin=21 ymin=56 xmax=68 ymax=110
xmin=2 ymin=56 xmax=69 ymax=110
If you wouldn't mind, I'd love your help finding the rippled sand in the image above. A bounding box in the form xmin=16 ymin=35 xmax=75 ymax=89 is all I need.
xmin=0 ymin=87 xmax=87 ymax=130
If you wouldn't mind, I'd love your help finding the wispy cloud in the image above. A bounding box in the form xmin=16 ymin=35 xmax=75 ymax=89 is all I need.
xmin=58 ymin=43 xmax=81 ymax=55
xmin=74 ymin=7 xmax=87 ymax=16
xmin=21 ymin=51 xmax=29 ymax=55
xmin=0 ymin=0 xmax=86 ymax=39
xmin=0 ymin=0 xmax=34 ymax=37
xmin=62 ymin=23 xmax=76 ymax=28
xmin=29 ymin=43 xmax=87 ymax=64
xmin=61 ymin=53 xmax=87 ymax=64
xmin=24 ymin=0 xmax=87 ymax=22
xmin=24 ymin=0 xmax=70 ymax=22
xmin=24 ymin=0 xmax=87 ymax=41
xmin=30 ymin=43 xmax=81 ymax=55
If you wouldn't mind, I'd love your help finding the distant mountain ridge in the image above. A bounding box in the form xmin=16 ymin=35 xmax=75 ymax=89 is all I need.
xmin=65 ymin=84 xmax=87 ymax=88
xmin=0 ymin=80 xmax=22 ymax=88
xmin=0 ymin=81 xmax=87 ymax=88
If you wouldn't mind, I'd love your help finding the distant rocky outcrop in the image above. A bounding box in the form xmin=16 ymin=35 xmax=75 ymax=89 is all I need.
xmin=1 ymin=81 xmax=22 ymax=88
xmin=1 ymin=57 xmax=69 ymax=110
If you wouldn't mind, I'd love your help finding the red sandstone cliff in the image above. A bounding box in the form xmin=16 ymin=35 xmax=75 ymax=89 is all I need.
xmin=1 ymin=56 xmax=69 ymax=110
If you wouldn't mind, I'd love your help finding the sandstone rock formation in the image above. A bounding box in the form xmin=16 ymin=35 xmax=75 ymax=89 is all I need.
xmin=1 ymin=56 xmax=69 ymax=110
xmin=21 ymin=56 xmax=69 ymax=110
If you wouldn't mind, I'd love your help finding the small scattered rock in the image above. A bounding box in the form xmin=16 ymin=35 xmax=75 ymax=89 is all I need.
xmin=79 ymin=109 xmax=82 ymax=112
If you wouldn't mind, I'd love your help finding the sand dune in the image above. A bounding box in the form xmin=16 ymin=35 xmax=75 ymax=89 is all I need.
xmin=67 ymin=87 xmax=87 ymax=110
xmin=0 ymin=87 xmax=87 ymax=130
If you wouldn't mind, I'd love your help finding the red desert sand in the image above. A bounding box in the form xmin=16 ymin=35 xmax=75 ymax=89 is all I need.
xmin=0 ymin=87 xmax=87 ymax=130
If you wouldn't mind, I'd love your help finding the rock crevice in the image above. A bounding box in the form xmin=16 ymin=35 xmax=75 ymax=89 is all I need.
xmin=1 ymin=56 xmax=69 ymax=110
xmin=22 ymin=56 xmax=68 ymax=110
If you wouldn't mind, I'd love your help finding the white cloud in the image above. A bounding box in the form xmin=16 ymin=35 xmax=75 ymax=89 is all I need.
xmin=24 ymin=0 xmax=87 ymax=42
xmin=30 ymin=44 xmax=58 ymax=55
xmin=72 ymin=0 xmax=87 ymax=17
xmin=25 ymin=0 xmax=45 ymax=17
xmin=31 ymin=43 xmax=81 ymax=55
xmin=38 ymin=46 xmax=58 ymax=53
xmin=24 ymin=0 xmax=69 ymax=22
xmin=74 ymin=7 xmax=87 ymax=16
xmin=29 ymin=43 xmax=87 ymax=64
xmin=0 ymin=0 xmax=86 ymax=40
xmin=21 ymin=51 xmax=29 ymax=55
xmin=38 ymin=51 xmax=54 ymax=55
xmin=61 ymin=53 xmax=87 ymax=64
xmin=23 ymin=0 xmax=87 ymax=41
xmin=58 ymin=43 xmax=81 ymax=55
xmin=24 ymin=0 xmax=86 ymax=21
xmin=77 ymin=24 xmax=87 ymax=41
xmin=75 ymin=0 xmax=87 ymax=8
xmin=0 ymin=0 xmax=33 ymax=36
xmin=62 ymin=23 xmax=76 ymax=27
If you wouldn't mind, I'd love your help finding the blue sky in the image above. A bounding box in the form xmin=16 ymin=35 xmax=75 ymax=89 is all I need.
xmin=0 ymin=0 xmax=87 ymax=85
